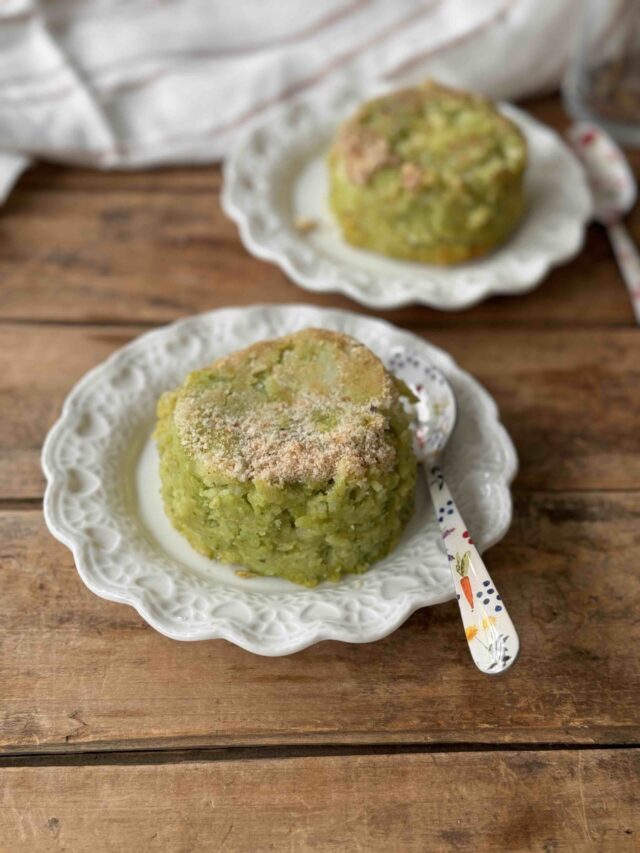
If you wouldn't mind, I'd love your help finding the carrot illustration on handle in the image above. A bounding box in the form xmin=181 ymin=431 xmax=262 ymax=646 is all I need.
xmin=455 ymin=551 xmax=473 ymax=610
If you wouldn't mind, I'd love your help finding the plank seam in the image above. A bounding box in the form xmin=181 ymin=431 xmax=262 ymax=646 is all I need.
xmin=1 ymin=741 xmax=639 ymax=768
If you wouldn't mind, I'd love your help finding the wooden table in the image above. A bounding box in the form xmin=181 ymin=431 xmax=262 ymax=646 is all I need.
xmin=1 ymin=95 xmax=639 ymax=852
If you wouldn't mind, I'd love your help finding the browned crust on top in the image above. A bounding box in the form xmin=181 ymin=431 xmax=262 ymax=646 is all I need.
xmin=172 ymin=329 xmax=400 ymax=485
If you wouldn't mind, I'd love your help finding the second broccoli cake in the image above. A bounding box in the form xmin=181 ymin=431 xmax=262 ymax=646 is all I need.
xmin=328 ymin=81 xmax=527 ymax=264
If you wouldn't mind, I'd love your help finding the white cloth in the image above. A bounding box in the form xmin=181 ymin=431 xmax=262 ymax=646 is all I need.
xmin=0 ymin=0 xmax=619 ymax=203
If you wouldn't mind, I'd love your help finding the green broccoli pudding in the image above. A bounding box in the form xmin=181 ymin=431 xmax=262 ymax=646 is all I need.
xmin=328 ymin=80 xmax=527 ymax=264
xmin=155 ymin=329 xmax=417 ymax=586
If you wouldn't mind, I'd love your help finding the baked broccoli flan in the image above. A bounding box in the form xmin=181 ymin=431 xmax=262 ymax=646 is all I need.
xmin=328 ymin=80 xmax=527 ymax=264
xmin=155 ymin=329 xmax=417 ymax=586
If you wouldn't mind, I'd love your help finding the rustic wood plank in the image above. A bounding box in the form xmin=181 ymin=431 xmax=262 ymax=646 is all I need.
xmin=0 ymin=206 xmax=630 ymax=327
xmin=1 ymin=489 xmax=639 ymax=752
xmin=1 ymin=323 xmax=638 ymax=500
xmin=1 ymin=750 xmax=638 ymax=852
xmin=16 ymin=164 xmax=222 ymax=194
xmin=0 ymin=325 xmax=129 ymax=501
xmin=0 ymin=96 xmax=636 ymax=328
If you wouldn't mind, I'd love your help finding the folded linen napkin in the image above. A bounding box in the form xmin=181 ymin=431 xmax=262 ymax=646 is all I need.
xmin=0 ymin=0 xmax=620 ymax=203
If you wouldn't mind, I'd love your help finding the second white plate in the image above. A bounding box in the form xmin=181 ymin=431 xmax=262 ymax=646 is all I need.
xmin=222 ymin=85 xmax=592 ymax=310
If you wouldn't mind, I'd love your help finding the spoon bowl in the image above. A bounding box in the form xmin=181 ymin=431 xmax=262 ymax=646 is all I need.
xmin=387 ymin=347 xmax=457 ymax=460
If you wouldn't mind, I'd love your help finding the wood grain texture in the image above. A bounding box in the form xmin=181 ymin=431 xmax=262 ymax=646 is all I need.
xmin=0 ymin=95 xmax=637 ymax=329
xmin=2 ymin=323 xmax=638 ymax=500
xmin=1 ymin=750 xmax=638 ymax=852
xmin=2 ymin=490 xmax=639 ymax=752
xmin=1 ymin=91 xmax=640 ymax=846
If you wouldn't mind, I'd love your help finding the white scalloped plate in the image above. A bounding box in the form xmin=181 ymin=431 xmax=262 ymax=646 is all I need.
xmin=42 ymin=306 xmax=517 ymax=655
xmin=222 ymin=87 xmax=592 ymax=310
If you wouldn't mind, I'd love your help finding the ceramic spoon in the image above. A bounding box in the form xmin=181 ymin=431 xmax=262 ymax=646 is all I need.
xmin=567 ymin=122 xmax=640 ymax=325
xmin=388 ymin=347 xmax=519 ymax=675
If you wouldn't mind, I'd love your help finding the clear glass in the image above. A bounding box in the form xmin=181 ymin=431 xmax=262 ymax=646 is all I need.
xmin=563 ymin=0 xmax=640 ymax=146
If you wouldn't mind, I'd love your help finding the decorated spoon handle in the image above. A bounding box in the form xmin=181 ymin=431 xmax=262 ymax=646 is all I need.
xmin=425 ymin=464 xmax=519 ymax=674
xmin=608 ymin=221 xmax=640 ymax=326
